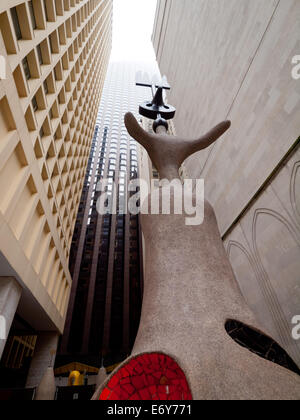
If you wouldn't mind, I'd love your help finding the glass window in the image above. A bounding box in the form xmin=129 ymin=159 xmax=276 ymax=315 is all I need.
xmin=28 ymin=1 xmax=37 ymax=30
xmin=43 ymin=0 xmax=49 ymax=21
xmin=22 ymin=57 xmax=31 ymax=80
xmin=54 ymin=0 xmax=58 ymax=15
xmin=32 ymin=95 xmax=38 ymax=112
xmin=11 ymin=7 xmax=22 ymax=40
xmin=49 ymin=36 xmax=55 ymax=54
xmin=43 ymin=80 xmax=48 ymax=94
xmin=36 ymin=44 xmax=43 ymax=66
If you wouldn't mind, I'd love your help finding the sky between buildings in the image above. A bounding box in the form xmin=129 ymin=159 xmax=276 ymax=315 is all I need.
xmin=111 ymin=0 xmax=158 ymax=62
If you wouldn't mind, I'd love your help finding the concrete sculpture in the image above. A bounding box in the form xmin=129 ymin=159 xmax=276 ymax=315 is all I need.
xmin=93 ymin=113 xmax=300 ymax=400
xmin=35 ymin=367 xmax=56 ymax=401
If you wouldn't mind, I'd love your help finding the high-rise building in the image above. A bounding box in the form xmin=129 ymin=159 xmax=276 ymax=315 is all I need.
xmin=56 ymin=60 xmax=160 ymax=379
xmin=152 ymin=0 xmax=300 ymax=366
xmin=0 ymin=0 xmax=112 ymax=393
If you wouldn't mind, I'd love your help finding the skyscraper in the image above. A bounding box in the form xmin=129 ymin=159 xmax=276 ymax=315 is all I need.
xmin=57 ymin=60 xmax=160 ymax=377
xmin=0 ymin=0 xmax=112 ymax=392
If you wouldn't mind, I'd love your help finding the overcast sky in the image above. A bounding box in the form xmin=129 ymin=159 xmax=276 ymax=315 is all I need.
xmin=111 ymin=0 xmax=158 ymax=62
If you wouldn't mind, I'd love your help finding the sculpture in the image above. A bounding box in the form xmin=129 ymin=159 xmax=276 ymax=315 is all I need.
xmin=92 ymin=111 xmax=300 ymax=400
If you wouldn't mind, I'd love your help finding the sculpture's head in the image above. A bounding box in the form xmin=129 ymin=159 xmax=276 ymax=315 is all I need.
xmin=124 ymin=112 xmax=231 ymax=181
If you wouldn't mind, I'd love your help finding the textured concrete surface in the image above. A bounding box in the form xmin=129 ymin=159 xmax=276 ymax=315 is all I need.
xmin=225 ymin=149 xmax=300 ymax=367
xmin=0 ymin=277 xmax=21 ymax=359
xmin=35 ymin=367 xmax=56 ymax=401
xmin=93 ymin=114 xmax=300 ymax=400
xmin=26 ymin=332 xmax=59 ymax=389
xmin=96 ymin=367 xmax=107 ymax=387
xmin=152 ymin=0 xmax=300 ymax=369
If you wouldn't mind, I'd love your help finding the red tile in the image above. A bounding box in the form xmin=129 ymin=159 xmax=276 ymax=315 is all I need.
xmin=143 ymin=365 xmax=155 ymax=374
xmin=108 ymin=374 xmax=120 ymax=389
xmin=142 ymin=354 xmax=151 ymax=364
xmin=111 ymin=385 xmax=122 ymax=397
xmin=172 ymin=379 xmax=181 ymax=385
xmin=124 ymin=364 xmax=135 ymax=374
xmin=118 ymin=390 xmax=130 ymax=400
xmin=158 ymin=385 xmax=168 ymax=394
xmin=149 ymin=385 xmax=157 ymax=396
xmin=120 ymin=377 xmax=131 ymax=385
xmin=167 ymin=385 xmax=177 ymax=394
xmin=134 ymin=363 xmax=144 ymax=374
xmin=108 ymin=392 xmax=119 ymax=400
xmin=153 ymin=371 xmax=163 ymax=380
xmin=146 ymin=374 xmax=156 ymax=386
xmin=168 ymin=361 xmax=179 ymax=370
xmin=100 ymin=353 xmax=192 ymax=402
xmin=150 ymin=363 xmax=161 ymax=372
xmin=119 ymin=367 xmax=130 ymax=378
xmin=131 ymin=375 xmax=146 ymax=389
xmin=138 ymin=388 xmax=152 ymax=400
xmin=166 ymin=369 xmax=178 ymax=380
xmin=99 ymin=388 xmax=111 ymax=400
xmin=129 ymin=393 xmax=141 ymax=401
xmin=168 ymin=392 xmax=181 ymax=400
xmin=150 ymin=354 xmax=160 ymax=364
xmin=122 ymin=383 xmax=135 ymax=395
xmin=141 ymin=373 xmax=148 ymax=385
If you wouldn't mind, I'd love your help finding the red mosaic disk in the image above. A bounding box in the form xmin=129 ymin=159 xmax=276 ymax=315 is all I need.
xmin=99 ymin=353 xmax=192 ymax=401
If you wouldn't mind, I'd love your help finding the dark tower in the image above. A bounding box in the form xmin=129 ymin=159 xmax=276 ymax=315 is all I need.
xmin=56 ymin=61 xmax=161 ymax=375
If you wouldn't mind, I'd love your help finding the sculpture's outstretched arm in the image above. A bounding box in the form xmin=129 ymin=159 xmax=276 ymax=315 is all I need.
xmin=183 ymin=120 xmax=231 ymax=161
xmin=124 ymin=112 xmax=158 ymax=150
xmin=124 ymin=112 xmax=231 ymax=180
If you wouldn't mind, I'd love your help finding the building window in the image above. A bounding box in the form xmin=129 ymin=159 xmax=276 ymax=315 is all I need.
xmin=11 ymin=7 xmax=22 ymax=40
xmin=22 ymin=57 xmax=31 ymax=80
xmin=36 ymin=44 xmax=43 ymax=66
xmin=43 ymin=0 xmax=49 ymax=21
xmin=54 ymin=0 xmax=59 ymax=15
xmin=49 ymin=36 xmax=55 ymax=54
xmin=43 ymin=80 xmax=48 ymax=95
xmin=32 ymin=95 xmax=38 ymax=112
xmin=28 ymin=1 xmax=37 ymax=30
